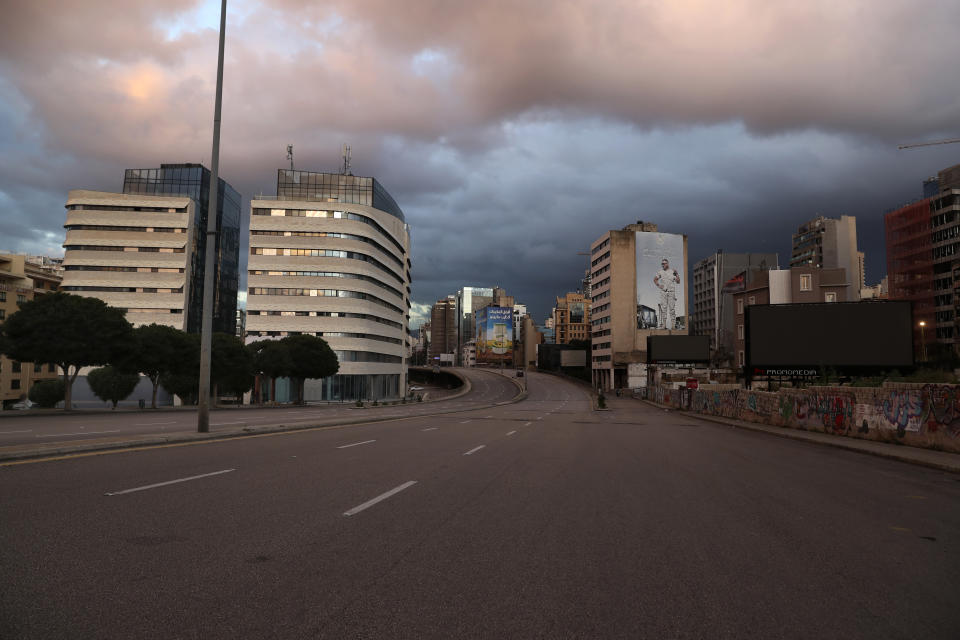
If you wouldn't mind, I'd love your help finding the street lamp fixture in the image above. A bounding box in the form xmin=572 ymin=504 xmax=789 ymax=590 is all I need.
xmin=918 ymin=321 xmax=927 ymax=363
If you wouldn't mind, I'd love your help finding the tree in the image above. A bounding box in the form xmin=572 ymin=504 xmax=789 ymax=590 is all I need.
xmin=281 ymin=334 xmax=339 ymax=404
xmin=248 ymin=339 xmax=293 ymax=404
xmin=211 ymin=333 xmax=254 ymax=401
xmin=29 ymin=379 xmax=65 ymax=408
xmin=127 ymin=324 xmax=197 ymax=408
xmin=158 ymin=332 xmax=200 ymax=405
xmin=0 ymin=293 xmax=134 ymax=411
xmin=87 ymin=366 xmax=140 ymax=409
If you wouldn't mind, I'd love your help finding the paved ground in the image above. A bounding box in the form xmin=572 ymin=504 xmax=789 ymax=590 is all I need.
xmin=0 ymin=368 xmax=518 ymax=451
xmin=1 ymin=372 xmax=958 ymax=639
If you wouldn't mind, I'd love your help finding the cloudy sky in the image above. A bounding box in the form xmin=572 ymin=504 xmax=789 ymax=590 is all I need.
xmin=2 ymin=0 xmax=959 ymax=326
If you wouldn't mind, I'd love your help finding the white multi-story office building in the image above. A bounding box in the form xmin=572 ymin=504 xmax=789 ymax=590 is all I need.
xmin=61 ymin=190 xmax=197 ymax=329
xmin=246 ymin=169 xmax=411 ymax=401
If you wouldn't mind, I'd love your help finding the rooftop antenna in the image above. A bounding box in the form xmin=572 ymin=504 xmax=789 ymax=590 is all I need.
xmin=286 ymin=144 xmax=294 ymax=170
xmin=341 ymin=143 xmax=352 ymax=175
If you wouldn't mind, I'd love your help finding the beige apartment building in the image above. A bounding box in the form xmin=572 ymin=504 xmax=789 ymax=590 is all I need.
xmin=590 ymin=222 xmax=689 ymax=391
xmin=0 ymin=254 xmax=62 ymax=408
xmin=732 ymin=266 xmax=848 ymax=370
xmin=553 ymin=292 xmax=591 ymax=344
xmin=60 ymin=190 xmax=196 ymax=329
xmin=246 ymin=170 xmax=411 ymax=401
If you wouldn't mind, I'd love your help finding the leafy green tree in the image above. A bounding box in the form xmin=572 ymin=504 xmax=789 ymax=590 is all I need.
xmin=281 ymin=334 xmax=339 ymax=404
xmin=29 ymin=379 xmax=66 ymax=408
xmin=0 ymin=293 xmax=134 ymax=411
xmin=159 ymin=332 xmax=200 ymax=405
xmin=87 ymin=366 xmax=141 ymax=409
xmin=126 ymin=324 xmax=197 ymax=408
xmin=211 ymin=333 xmax=254 ymax=401
xmin=248 ymin=339 xmax=293 ymax=404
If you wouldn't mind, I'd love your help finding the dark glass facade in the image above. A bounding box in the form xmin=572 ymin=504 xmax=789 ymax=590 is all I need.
xmin=275 ymin=170 xmax=405 ymax=221
xmin=123 ymin=164 xmax=241 ymax=334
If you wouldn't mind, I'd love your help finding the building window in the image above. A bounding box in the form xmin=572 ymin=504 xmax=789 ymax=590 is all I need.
xmin=17 ymin=294 xmax=26 ymax=304
xmin=738 ymin=351 xmax=745 ymax=367
xmin=12 ymin=361 xmax=21 ymax=373
xmin=34 ymin=363 xmax=42 ymax=373
xmin=48 ymin=364 xmax=57 ymax=373
xmin=825 ymin=292 xmax=837 ymax=303
xmin=737 ymin=324 xmax=744 ymax=340
xmin=0 ymin=291 xmax=5 ymax=301
xmin=800 ymin=274 xmax=812 ymax=291
xmin=736 ymin=298 xmax=743 ymax=315
xmin=0 ymin=309 xmax=5 ymax=320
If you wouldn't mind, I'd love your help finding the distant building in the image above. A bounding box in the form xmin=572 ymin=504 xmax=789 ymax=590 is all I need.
xmin=887 ymin=162 xmax=960 ymax=354
xmin=0 ymin=254 xmax=62 ymax=408
xmin=789 ymin=214 xmax=861 ymax=301
xmin=590 ymin=221 xmax=688 ymax=391
xmin=691 ymin=252 xmax=778 ymax=359
xmin=553 ymin=292 xmax=591 ymax=344
xmin=732 ymin=267 xmax=848 ymax=369
xmin=429 ymin=296 xmax=457 ymax=363
xmin=455 ymin=286 xmax=493 ymax=361
xmin=246 ymin=169 xmax=411 ymax=401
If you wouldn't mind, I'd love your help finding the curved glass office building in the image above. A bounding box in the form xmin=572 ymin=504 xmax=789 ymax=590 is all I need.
xmin=246 ymin=170 xmax=411 ymax=401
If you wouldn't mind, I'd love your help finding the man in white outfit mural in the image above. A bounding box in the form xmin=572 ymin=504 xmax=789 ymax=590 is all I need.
xmin=653 ymin=257 xmax=680 ymax=329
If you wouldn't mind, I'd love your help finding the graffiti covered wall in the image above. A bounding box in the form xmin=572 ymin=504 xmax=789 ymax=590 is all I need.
xmin=654 ymin=383 xmax=960 ymax=452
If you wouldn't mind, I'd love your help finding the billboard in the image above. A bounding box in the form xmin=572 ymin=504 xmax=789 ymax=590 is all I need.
xmin=475 ymin=306 xmax=514 ymax=363
xmin=646 ymin=335 xmax=711 ymax=364
xmin=570 ymin=302 xmax=585 ymax=324
xmin=636 ymin=232 xmax=685 ymax=331
xmin=746 ymin=301 xmax=913 ymax=373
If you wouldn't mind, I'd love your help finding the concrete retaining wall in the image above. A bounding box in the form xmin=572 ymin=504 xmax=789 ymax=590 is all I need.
xmin=652 ymin=383 xmax=960 ymax=453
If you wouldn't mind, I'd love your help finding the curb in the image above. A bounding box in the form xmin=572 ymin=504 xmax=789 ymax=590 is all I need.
xmin=639 ymin=399 xmax=960 ymax=475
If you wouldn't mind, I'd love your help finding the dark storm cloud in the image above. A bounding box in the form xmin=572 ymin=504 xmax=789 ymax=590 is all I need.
xmin=1 ymin=1 xmax=959 ymax=322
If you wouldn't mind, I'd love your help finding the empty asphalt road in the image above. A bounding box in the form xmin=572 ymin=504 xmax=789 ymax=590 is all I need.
xmin=1 ymin=372 xmax=958 ymax=639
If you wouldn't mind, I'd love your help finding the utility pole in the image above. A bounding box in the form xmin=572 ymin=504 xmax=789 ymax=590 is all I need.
xmin=198 ymin=0 xmax=227 ymax=433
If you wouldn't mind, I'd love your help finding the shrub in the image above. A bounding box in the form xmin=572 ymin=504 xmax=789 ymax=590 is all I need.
xmin=29 ymin=379 xmax=65 ymax=408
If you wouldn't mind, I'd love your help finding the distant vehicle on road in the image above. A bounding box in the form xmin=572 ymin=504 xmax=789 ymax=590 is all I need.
xmin=12 ymin=399 xmax=34 ymax=410
xmin=409 ymin=386 xmax=424 ymax=391
xmin=516 ymin=370 xmax=524 ymax=377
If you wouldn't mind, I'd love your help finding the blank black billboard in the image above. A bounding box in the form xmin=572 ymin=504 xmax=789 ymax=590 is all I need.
xmin=647 ymin=335 xmax=711 ymax=364
xmin=747 ymin=301 xmax=913 ymax=369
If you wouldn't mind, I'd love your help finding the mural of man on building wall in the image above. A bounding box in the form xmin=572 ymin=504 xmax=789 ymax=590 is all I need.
xmin=654 ymin=257 xmax=680 ymax=330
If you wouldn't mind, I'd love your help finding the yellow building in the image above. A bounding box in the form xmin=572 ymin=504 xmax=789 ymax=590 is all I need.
xmin=0 ymin=254 xmax=62 ymax=408
xmin=553 ymin=292 xmax=591 ymax=344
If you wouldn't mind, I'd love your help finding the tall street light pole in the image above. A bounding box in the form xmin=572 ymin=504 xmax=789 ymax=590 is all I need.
xmin=198 ymin=0 xmax=228 ymax=433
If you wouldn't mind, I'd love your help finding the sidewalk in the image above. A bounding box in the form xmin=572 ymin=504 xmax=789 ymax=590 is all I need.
xmin=622 ymin=395 xmax=960 ymax=475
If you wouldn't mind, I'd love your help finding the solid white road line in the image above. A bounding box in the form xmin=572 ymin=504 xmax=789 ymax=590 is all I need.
xmin=421 ymin=427 xmax=438 ymax=431
xmin=134 ymin=421 xmax=178 ymax=426
xmin=105 ymin=469 xmax=236 ymax=496
xmin=1 ymin=429 xmax=33 ymax=434
xmin=460 ymin=420 xmax=471 ymax=424
xmin=337 ymin=439 xmax=376 ymax=449
xmin=344 ymin=480 xmax=417 ymax=516
xmin=36 ymin=430 xmax=121 ymax=438
xmin=537 ymin=416 xmax=544 ymax=421
xmin=463 ymin=445 xmax=486 ymax=456
xmin=210 ymin=421 xmax=246 ymax=426
xmin=506 ymin=430 xmax=516 ymax=436
xmin=524 ymin=422 xmax=531 ymax=426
